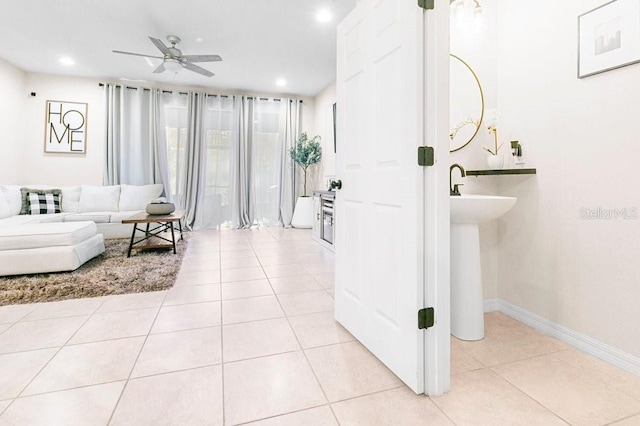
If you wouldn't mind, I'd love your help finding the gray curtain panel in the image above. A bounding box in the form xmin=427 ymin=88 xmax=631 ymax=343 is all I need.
xmin=231 ymin=96 xmax=255 ymax=229
xmin=103 ymin=84 xmax=170 ymax=194
xmin=181 ymin=92 xmax=208 ymax=229
xmin=278 ymin=99 xmax=301 ymax=227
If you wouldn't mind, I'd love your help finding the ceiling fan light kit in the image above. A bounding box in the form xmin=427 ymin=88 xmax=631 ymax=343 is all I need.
xmin=163 ymin=58 xmax=182 ymax=73
xmin=113 ymin=35 xmax=221 ymax=77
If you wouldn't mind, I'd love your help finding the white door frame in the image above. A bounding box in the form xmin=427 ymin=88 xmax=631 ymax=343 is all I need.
xmin=423 ymin=0 xmax=451 ymax=396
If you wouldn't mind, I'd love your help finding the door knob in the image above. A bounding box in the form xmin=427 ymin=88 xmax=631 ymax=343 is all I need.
xmin=330 ymin=179 xmax=342 ymax=190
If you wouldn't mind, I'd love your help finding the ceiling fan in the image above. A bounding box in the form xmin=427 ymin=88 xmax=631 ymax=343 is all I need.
xmin=113 ymin=35 xmax=222 ymax=77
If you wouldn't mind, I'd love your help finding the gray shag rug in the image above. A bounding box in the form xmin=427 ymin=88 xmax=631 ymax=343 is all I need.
xmin=0 ymin=237 xmax=187 ymax=306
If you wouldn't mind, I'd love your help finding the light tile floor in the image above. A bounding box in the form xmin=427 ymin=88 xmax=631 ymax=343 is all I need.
xmin=1 ymin=228 xmax=640 ymax=425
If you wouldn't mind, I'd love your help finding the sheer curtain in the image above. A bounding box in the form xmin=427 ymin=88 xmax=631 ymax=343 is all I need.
xmin=105 ymin=86 xmax=301 ymax=230
xmin=230 ymin=97 xmax=300 ymax=228
xmin=103 ymin=84 xmax=169 ymax=189
xmin=196 ymin=95 xmax=235 ymax=229
xmin=163 ymin=92 xmax=236 ymax=229
xmin=253 ymin=98 xmax=286 ymax=226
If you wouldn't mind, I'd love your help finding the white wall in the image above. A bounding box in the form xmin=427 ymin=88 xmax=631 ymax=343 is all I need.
xmin=10 ymin=69 xmax=316 ymax=188
xmin=22 ymin=73 xmax=106 ymax=185
xmin=0 ymin=58 xmax=26 ymax=183
xmin=312 ymin=81 xmax=337 ymax=192
xmin=496 ymin=0 xmax=640 ymax=358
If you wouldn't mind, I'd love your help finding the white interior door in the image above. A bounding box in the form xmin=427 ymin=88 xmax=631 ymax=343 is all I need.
xmin=335 ymin=0 xmax=450 ymax=395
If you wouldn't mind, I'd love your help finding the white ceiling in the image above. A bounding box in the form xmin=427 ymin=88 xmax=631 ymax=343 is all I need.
xmin=0 ymin=0 xmax=356 ymax=97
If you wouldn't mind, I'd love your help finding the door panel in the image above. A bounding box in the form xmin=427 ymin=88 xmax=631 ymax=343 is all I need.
xmin=335 ymin=0 xmax=426 ymax=393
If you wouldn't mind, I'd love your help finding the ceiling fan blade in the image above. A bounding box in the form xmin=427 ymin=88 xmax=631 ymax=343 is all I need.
xmin=112 ymin=50 xmax=163 ymax=59
xmin=149 ymin=36 xmax=172 ymax=56
xmin=182 ymin=62 xmax=214 ymax=77
xmin=182 ymin=54 xmax=222 ymax=63
xmin=153 ymin=63 xmax=166 ymax=74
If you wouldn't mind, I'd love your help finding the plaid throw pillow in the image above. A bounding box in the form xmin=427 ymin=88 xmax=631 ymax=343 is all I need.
xmin=19 ymin=188 xmax=63 ymax=214
xmin=27 ymin=192 xmax=61 ymax=214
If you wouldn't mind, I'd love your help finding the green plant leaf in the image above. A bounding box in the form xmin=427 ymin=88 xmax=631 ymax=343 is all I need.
xmin=289 ymin=132 xmax=322 ymax=170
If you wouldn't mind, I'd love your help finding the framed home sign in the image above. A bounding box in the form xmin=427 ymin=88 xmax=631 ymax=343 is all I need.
xmin=44 ymin=100 xmax=88 ymax=153
xmin=578 ymin=0 xmax=640 ymax=78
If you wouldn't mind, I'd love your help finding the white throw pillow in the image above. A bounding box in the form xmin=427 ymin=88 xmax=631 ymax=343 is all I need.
xmin=60 ymin=186 xmax=81 ymax=212
xmin=0 ymin=185 xmax=22 ymax=216
xmin=118 ymin=184 xmax=164 ymax=211
xmin=78 ymin=185 xmax=121 ymax=213
xmin=0 ymin=190 xmax=10 ymax=219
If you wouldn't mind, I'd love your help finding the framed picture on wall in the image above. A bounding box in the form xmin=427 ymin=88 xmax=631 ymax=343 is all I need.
xmin=332 ymin=102 xmax=337 ymax=153
xmin=44 ymin=100 xmax=88 ymax=154
xmin=578 ymin=0 xmax=640 ymax=78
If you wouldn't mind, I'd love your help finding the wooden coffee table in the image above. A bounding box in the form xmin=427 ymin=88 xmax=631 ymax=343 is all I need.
xmin=122 ymin=210 xmax=185 ymax=257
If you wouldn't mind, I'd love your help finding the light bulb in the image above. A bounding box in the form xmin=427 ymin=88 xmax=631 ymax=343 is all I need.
xmin=164 ymin=58 xmax=182 ymax=73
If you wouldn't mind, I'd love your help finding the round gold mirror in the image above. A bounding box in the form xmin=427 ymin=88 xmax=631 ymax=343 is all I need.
xmin=450 ymin=54 xmax=485 ymax=152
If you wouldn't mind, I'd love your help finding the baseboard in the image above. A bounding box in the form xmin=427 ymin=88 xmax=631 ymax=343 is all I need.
xmin=482 ymin=298 xmax=640 ymax=377
xmin=483 ymin=298 xmax=499 ymax=312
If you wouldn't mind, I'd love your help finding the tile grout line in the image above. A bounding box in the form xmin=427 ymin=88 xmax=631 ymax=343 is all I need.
xmin=231 ymin=403 xmax=331 ymax=426
xmin=487 ymin=366 xmax=575 ymax=425
xmin=548 ymin=350 xmax=640 ymax=405
xmin=6 ymin=296 xmax=109 ymax=414
xmin=105 ymin=269 xmax=179 ymax=426
xmin=250 ymin=238 xmax=342 ymax=426
xmin=604 ymin=412 xmax=640 ymax=426
xmin=425 ymin=395 xmax=458 ymax=425
xmin=216 ymin=235 xmax=227 ymax=426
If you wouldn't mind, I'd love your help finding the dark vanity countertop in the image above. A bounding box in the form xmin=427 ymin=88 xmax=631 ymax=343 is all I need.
xmin=466 ymin=168 xmax=537 ymax=176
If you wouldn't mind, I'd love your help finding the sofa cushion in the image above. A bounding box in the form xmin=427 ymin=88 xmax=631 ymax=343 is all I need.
xmin=0 ymin=215 xmax=48 ymax=227
xmin=64 ymin=212 xmax=111 ymax=224
xmin=0 ymin=185 xmax=21 ymax=216
xmin=118 ymin=184 xmax=164 ymax=211
xmin=0 ymin=234 xmax=105 ymax=276
xmin=78 ymin=185 xmax=120 ymax=213
xmin=109 ymin=211 xmax=140 ymax=224
xmin=32 ymin=213 xmax=67 ymax=224
xmin=0 ymin=221 xmax=98 ymax=251
xmin=20 ymin=188 xmax=62 ymax=214
xmin=61 ymin=186 xmax=81 ymax=212
xmin=0 ymin=190 xmax=9 ymax=219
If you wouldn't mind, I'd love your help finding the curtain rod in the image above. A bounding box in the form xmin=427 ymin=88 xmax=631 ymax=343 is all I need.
xmin=98 ymin=83 xmax=303 ymax=103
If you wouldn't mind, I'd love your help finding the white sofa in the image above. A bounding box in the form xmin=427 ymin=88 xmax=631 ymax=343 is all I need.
xmin=0 ymin=184 xmax=165 ymax=276
xmin=0 ymin=184 xmax=164 ymax=239
xmin=0 ymin=222 xmax=106 ymax=276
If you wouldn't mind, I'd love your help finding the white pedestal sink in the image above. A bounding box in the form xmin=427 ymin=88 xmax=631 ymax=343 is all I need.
xmin=450 ymin=194 xmax=517 ymax=341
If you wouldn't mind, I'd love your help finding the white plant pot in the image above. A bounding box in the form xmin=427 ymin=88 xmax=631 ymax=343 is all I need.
xmin=291 ymin=196 xmax=313 ymax=228
xmin=487 ymin=154 xmax=504 ymax=169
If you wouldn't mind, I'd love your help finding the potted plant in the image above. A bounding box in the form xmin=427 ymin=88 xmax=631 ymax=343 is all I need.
xmin=483 ymin=111 xmax=504 ymax=169
xmin=289 ymin=132 xmax=322 ymax=228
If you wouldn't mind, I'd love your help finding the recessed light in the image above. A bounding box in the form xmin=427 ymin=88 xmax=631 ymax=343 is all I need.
xmin=316 ymin=9 xmax=332 ymax=23
xmin=196 ymin=37 xmax=203 ymax=42
xmin=59 ymin=57 xmax=75 ymax=66
xmin=276 ymin=78 xmax=287 ymax=87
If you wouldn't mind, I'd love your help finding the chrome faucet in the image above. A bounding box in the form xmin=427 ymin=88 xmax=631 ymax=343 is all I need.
xmin=450 ymin=164 xmax=466 ymax=196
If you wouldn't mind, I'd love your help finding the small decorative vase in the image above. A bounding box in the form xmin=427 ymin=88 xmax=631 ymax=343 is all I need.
xmin=146 ymin=202 xmax=176 ymax=215
xmin=487 ymin=154 xmax=504 ymax=169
